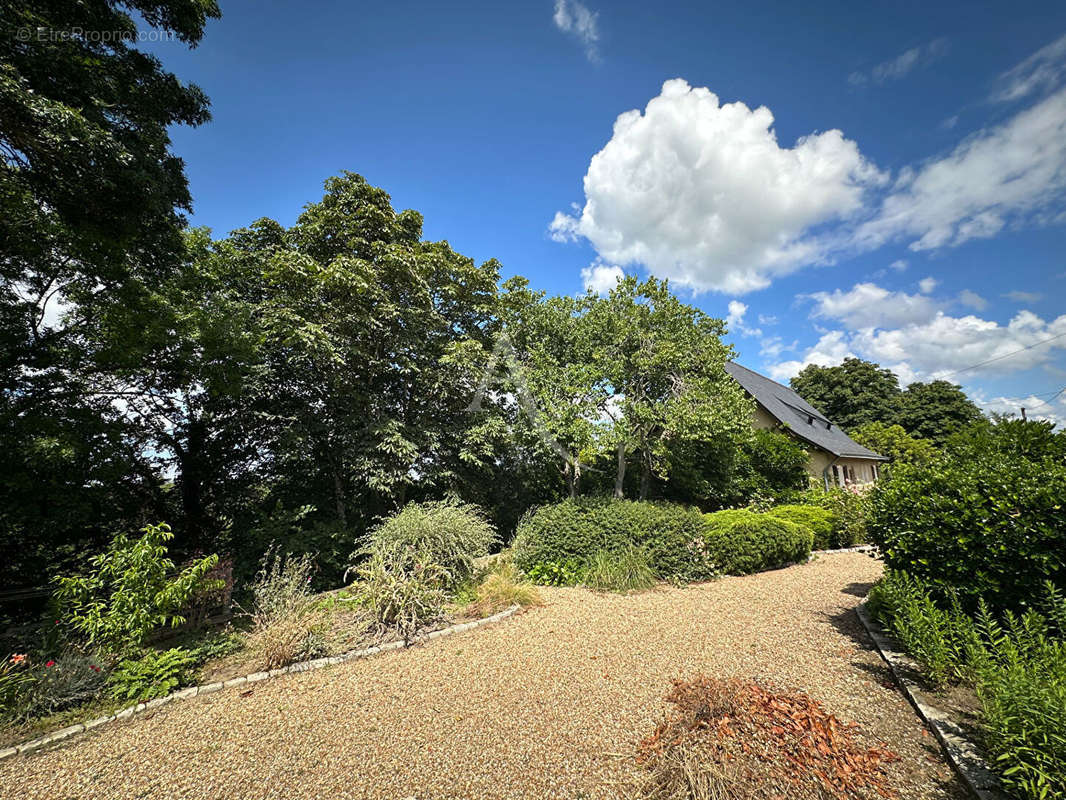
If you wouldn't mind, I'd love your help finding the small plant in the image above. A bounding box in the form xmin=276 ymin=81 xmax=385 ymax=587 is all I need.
xmin=765 ymin=504 xmax=839 ymax=550
xmin=12 ymin=652 xmax=108 ymax=721
xmin=52 ymin=522 xmax=222 ymax=654
xmin=527 ymin=559 xmax=587 ymax=586
xmin=351 ymin=552 xmax=446 ymax=643
xmin=357 ymin=500 xmax=497 ymax=591
xmin=108 ymin=648 xmax=196 ymax=702
xmin=0 ymin=653 xmax=35 ymax=722
xmin=583 ymin=547 xmax=657 ymax=593
xmin=702 ymin=510 xmax=813 ymax=575
xmin=466 ymin=560 xmax=542 ymax=617
xmin=247 ymin=549 xmax=327 ymax=669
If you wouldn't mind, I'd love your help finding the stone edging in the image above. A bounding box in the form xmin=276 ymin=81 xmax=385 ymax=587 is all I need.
xmin=812 ymin=544 xmax=876 ymax=557
xmin=0 ymin=605 xmax=520 ymax=761
xmin=854 ymin=602 xmax=1008 ymax=800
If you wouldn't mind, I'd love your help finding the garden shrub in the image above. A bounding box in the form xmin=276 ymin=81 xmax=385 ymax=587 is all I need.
xmin=359 ymin=500 xmax=497 ymax=591
xmin=108 ymin=647 xmax=196 ymax=702
xmin=869 ymin=420 xmax=1066 ymax=612
xmin=798 ymin=487 xmax=870 ymax=547
xmin=870 ymin=571 xmax=1066 ymax=800
xmin=52 ymin=522 xmax=222 ymax=654
xmin=247 ymin=550 xmax=328 ymax=669
xmin=765 ymin=504 xmax=839 ymax=550
xmin=2 ymin=652 xmax=107 ymax=722
xmin=583 ymin=546 xmax=657 ymax=593
xmin=351 ymin=552 xmax=446 ymax=643
xmin=702 ymin=510 xmax=813 ymax=575
xmin=512 ymin=499 xmax=714 ymax=584
xmin=466 ymin=560 xmax=542 ymax=617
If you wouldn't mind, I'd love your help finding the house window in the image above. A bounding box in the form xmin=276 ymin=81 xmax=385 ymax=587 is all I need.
xmin=832 ymin=465 xmax=842 ymax=487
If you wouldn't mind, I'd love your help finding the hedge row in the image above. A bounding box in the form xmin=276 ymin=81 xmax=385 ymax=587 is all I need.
xmin=512 ymin=499 xmax=814 ymax=584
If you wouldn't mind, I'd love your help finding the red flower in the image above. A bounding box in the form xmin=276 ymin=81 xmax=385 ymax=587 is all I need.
xmin=90 ymin=665 xmax=100 ymax=672
xmin=45 ymin=660 xmax=55 ymax=667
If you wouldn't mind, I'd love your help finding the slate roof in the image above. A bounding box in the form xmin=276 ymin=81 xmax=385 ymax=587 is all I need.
xmin=725 ymin=362 xmax=888 ymax=461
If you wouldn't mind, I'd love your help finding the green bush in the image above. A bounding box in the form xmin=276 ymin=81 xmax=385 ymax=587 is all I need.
xmin=108 ymin=647 xmax=196 ymax=702
xmin=584 ymin=546 xmax=657 ymax=592
xmin=798 ymin=488 xmax=870 ymax=547
xmin=702 ymin=510 xmax=812 ymax=575
xmin=765 ymin=504 xmax=839 ymax=550
xmin=526 ymin=559 xmax=587 ymax=587
xmin=358 ymin=501 xmax=497 ymax=591
xmin=869 ymin=420 xmax=1066 ymax=612
xmin=512 ymin=499 xmax=714 ymax=584
xmin=870 ymin=571 xmax=1066 ymax=800
xmin=52 ymin=522 xmax=222 ymax=654
xmin=351 ymin=552 xmax=447 ymax=642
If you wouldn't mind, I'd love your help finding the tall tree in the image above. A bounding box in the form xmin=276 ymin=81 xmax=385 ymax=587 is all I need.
xmin=895 ymin=380 xmax=983 ymax=445
xmin=790 ymin=358 xmax=901 ymax=431
xmin=0 ymin=0 xmax=220 ymax=588
xmin=851 ymin=421 xmax=937 ymax=466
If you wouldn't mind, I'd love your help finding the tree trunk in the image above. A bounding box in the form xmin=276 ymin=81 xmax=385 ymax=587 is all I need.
xmin=333 ymin=468 xmax=348 ymax=527
xmin=614 ymin=442 xmax=626 ymax=499
xmin=638 ymin=451 xmax=651 ymax=501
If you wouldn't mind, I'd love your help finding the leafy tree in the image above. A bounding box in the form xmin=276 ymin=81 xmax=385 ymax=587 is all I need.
xmin=0 ymin=0 xmax=219 ymax=588
xmin=587 ymin=277 xmax=752 ymax=499
xmin=790 ymin=358 xmax=901 ymax=431
xmin=894 ymin=380 xmax=983 ymax=445
xmin=852 ymin=421 xmax=937 ymax=466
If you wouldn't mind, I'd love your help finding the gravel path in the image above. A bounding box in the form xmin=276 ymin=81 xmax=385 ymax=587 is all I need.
xmin=0 ymin=553 xmax=965 ymax=800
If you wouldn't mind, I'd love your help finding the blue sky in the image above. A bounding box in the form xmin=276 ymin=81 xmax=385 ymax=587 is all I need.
xmin=148 ymin=0 xmax=1066 ymax=424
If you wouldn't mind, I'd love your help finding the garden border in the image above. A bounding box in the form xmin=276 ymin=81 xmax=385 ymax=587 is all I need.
xmin=0 ymin=604 xmax=520 ymax=761
xmin=854 ymin=602 xmax=1008 ymax=800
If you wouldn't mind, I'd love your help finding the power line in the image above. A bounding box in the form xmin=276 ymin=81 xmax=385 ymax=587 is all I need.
xmin=937 ymin=330 xmax=1066 ymax=379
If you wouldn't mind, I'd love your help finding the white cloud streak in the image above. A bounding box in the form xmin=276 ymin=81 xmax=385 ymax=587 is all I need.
xmin=848 ymin=39 xmax=950 ymax=87
xmin=553 ymin=0 xmax=600 ymax=62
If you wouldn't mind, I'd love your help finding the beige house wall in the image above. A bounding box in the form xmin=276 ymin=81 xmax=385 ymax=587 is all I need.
xmin=749 ymin=402 xmax=880 ymax=488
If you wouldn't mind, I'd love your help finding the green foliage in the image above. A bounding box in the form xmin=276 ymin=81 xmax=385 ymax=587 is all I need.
xmin=358 ymin=501 xmax=497 ymax=591
xmin=466 ymin=559 xmax=543 ymax=617
xmin=108 ymin=648 xmax=196 ymax=702
xmin=52 ymin=523 xmax=222 ymax=654
xmin=512 ymin=499 xmax=715 ymax=584
xmin=702 ymin=510 xmax=813 ymax=575
xmin=790 ymin=359 xmax=902 ymax=432
xmin=765 ymin=504 xmax=840 ymax=550
xmin=526 ymin=559 xmax=588 ymax=587
xmin=350 ymin=553 xmax=447 ymax=643
xmin=851 ymin=422 xmax=937 ymax=466
xmin=583 ymin=546 xmax=658 ymax=592
xmin=799 ymin=487 xmax=871 ymax=547
xmin=869 ymin=419 xmax=1066 ymax=611
xmin=2 ymin=652 xmax=107 ymax=722
xmin=250 ymin=548 xmax=316 ymax=628
xmin=870 ymin=572 xmax=1066 ymax=800
xmin=896 ymin=380 xmax=983 ymax=446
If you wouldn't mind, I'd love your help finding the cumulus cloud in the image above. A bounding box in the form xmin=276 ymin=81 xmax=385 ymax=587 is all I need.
xmin=992 ymin=32 xmax=1066 ymax=103
xmin=849 ymin=39 xmax=950 ymax=87
xmin=549 ymin=79 xmax=884 ymax=294
xmin=580 ymin=262 xmax=624 ymax=294
xmin=725 ymin=300 xmax=762 ymax=337
xmin=918 ymin=277 xmax=939 ymax=294
xmin=769 ymin=310 xmax=1066 ymax=385
xmin=553 ymin=0 xmax=600 ymax=62
xmin=975 ymin=390 xmax=1066 ymax=427
xmin=958 ymin=289 xmax=989 ymax=311
xmin=804 ymin=282 xmax=941 ymax=329
xmin=855 ymin=88 xmax=1066 ymax=253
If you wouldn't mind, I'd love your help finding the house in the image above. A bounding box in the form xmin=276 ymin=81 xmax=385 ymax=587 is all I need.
xmin=724 ymin=362 xmax=888 ymax=489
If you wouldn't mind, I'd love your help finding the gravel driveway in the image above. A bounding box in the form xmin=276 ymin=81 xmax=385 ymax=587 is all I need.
xmin=0 ymin=553 xmax=966 ymax=800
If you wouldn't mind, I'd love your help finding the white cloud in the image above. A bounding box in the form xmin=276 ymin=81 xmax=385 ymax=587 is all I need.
xmin=580 ymin=262 xmax=624 ymax=294
xmin=553 ymin=0 xmax=600 ymax=62
xmin=958 ymin=289 xmax=989 ymax=311
xmin=767 ymin=308 xmax=1066 ymax=387
xmin=759 ymin=336 xmax=795 ymax=359
xmin=804 ymin=282 xmax=941 ymax=329
xmin=726 ymin=300 xmax=762 ymax=337
xmin=549 ymin=79 xmax=884 ymax=294
xmin=992 ymin=33 xmax=1066 ymax=103
xmin=918 ymin=276 xmax=938 ymax=294
xmin=757 ymin=313 xmax=778 ymax=325
xmin=849 ymin=39 xmax=950 ymax=87
xmin=855 ymin=88 xmax=1066 ymax=253
xmin=975 ymin=391 xmax=1066 ymax=428
xmin=1004 ymin=290 xmax=1043 ymax=303
xmin=890 ymin=259 xmax=908 ymax=272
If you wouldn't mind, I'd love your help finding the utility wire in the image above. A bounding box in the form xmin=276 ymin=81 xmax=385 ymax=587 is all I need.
xmin=936 ymin=330 xmax=1066 ymax=379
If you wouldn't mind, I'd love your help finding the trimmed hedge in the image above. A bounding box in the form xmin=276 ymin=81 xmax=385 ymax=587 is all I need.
xmin=512 ymin=499 xmax=714 ymax=584
xmin=703 ymin=509 xmax=813 ymax=575
xmin=765 ymin=504 xmax=839 ymax=550
xmin=513 ymin=499 xmax=813 ymax=584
